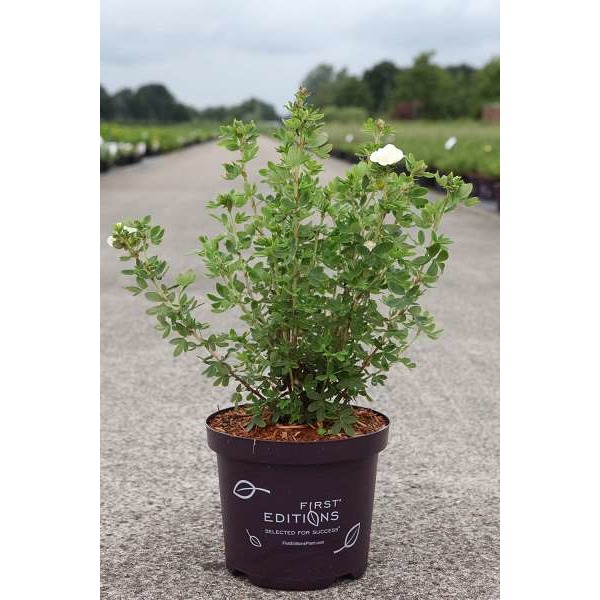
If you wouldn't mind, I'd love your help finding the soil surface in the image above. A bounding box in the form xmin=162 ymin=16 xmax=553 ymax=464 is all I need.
xmin=207 ymin=405 xmax=388 ymax=442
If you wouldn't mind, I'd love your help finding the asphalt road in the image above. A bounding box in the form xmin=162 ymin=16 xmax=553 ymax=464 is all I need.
xmin=101 ymin=137 xmax=499 ymax=599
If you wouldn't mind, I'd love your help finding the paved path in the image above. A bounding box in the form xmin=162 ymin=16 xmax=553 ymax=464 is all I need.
xmin=101 ymin=138 xmax=499 ymax=599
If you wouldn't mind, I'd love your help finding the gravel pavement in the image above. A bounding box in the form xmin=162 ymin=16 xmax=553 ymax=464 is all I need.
xmin=101 ymin=137 xmax=499 ymax=599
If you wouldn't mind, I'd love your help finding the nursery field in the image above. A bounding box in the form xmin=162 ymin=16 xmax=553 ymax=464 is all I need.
xmin=325 ymin=120 xmax=500 ymax=180
xmin=102 ymin=120 xmax=500 ymax=196
xmin=100 ymin=121 xmax=219 ymax=171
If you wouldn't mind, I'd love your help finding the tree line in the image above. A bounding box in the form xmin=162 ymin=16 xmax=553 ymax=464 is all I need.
xmin=302 ymin=52 xmax=500 ymax=119
xmin=100 ymin=83 xmax=279 ymax=123
xmin=101 ymin=53 xmax=499 ymax=124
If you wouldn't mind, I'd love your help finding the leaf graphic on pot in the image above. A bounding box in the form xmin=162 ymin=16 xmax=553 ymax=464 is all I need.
xmin=307 ymin=510 xmax=319 ymax=527
xmin=245 ymin=529 xmax=262 ymax=548
xmin=232 ymin=479 xmax=271 ymax=500
xmin=333 ymin=522 xmax=361 ymax=554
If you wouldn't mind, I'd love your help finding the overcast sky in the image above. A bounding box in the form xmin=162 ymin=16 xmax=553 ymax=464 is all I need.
xmin=101 ymin=0 xmax=499 ymax=111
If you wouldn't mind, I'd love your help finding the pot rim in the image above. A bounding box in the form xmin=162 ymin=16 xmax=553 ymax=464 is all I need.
xmin=206 ymin=405 xmax=390 ymax=465
xmin=206 ymin=404 xmax=389 ymax=444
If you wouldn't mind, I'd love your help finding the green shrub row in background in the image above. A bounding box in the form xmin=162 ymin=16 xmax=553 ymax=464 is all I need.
xmin=100 ymin=122 xmax=219 ymax=171
xmin=324 ymin=119 xmax=499 ymax=179
xmin=102 ymin=118 xmax=499 ymax=181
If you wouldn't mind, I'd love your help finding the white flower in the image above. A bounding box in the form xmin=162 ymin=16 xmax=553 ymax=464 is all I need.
xmin=100 ymin=136 xmax=105 ymax=145
xmin=135 ymin=142 xmax=147 ymax=156
xmin=364 ymin=240 xmax=376 ymax=251
xmin=123 ymin=226 xmax=137 ymax=234
xmin=344 ymin=133 xmax=354 ymax=143
xmin=444 ymin=136 xmax=457 ymax=150
xmin=106 ymin=235 xmax=115 ymax=247
xmin=369 ymin=143 xmax=404 ymax=166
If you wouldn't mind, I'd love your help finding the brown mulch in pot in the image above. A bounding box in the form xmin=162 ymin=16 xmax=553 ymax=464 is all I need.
xmin=207 ymin=405 xmax=387 ymax=442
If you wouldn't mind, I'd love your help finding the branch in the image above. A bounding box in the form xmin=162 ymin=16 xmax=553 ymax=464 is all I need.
xmin=192 ymin=332 xmax=267 ymax=401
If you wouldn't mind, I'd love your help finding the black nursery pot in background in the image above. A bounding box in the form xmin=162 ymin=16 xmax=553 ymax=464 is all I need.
xmin=206 ymin=407 xmax=390 ymax=591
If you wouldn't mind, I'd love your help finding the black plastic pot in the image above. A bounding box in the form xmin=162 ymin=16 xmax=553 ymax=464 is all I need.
xmin=206 ymin=407 xmax=390 ymax=591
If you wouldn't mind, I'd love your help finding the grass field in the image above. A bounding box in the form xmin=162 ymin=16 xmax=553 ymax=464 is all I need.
xmin=325 ymin=120 xmax=499 ymax=179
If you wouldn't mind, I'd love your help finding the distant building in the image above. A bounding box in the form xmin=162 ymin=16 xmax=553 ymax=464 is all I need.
xmin=482 ymin=103 xmax=500 ymax=122
xmin=391 ymin=100 xmax=421 ymax=120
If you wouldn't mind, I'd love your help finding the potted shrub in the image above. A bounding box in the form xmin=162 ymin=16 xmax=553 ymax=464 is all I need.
xmin=100 ymin=137 xmax=117 ymax=173
xmin=107 ymin=88 xmax=478 ymax=591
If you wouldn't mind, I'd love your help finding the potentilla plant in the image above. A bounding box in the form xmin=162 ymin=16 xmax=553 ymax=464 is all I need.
xmin=108 ymin=88 xmax=477 ymax=436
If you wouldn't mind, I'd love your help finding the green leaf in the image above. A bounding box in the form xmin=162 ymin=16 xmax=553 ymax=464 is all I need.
xmin=145 ymin=291 xmax=163 ymax=302
xmin=342 ymin=423 xmax=356 ymax=437
xmin=176 ymin=270 xmax=196 ymax=287
xmin=412 ymin=255 xmax=430 ymax=266
xmin=215 ymin=282 xmax=230 ymax=299
xmin=124 ymin=286 xmax=141 ymax=295
xmin=387 ymin=274 xmax=406 ymax=295
xmin=373 ymin=242 xmax=394 ymax=257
